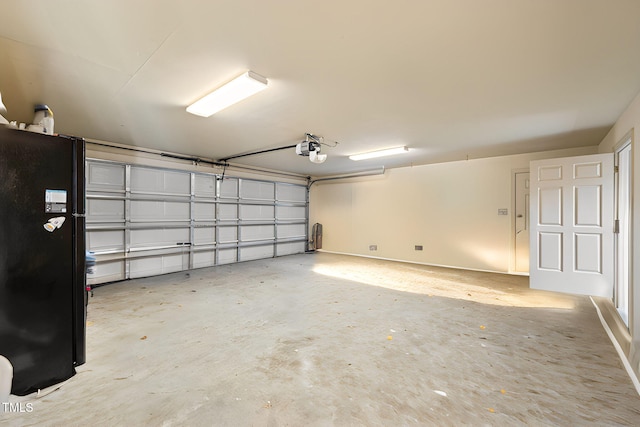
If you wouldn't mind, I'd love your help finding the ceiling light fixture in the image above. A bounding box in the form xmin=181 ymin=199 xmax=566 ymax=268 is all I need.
xmin=349 ymin=146 xmax=409 ymax=161
xmin=186 ymin=71 xmax=268 ymax=117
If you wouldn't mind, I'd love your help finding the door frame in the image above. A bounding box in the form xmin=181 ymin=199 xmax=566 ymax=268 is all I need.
xmin=614 ymin=131 xmax=634 ymax=329
xmin=511 ymin=168 xmax=530 ymax=274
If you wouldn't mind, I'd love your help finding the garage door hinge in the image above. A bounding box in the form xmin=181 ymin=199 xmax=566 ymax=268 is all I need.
xmin=614 ymin=219 xmax=620 ymax=233
xmin=614 ymin=165 xmax=619 ymax=173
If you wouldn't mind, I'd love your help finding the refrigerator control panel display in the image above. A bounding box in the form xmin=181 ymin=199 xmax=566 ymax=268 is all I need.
xmin=45 ymin=189 xmax=67 ymax=213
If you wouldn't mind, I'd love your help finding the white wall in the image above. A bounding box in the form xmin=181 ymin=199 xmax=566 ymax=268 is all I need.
xmin=310 ymin=146 xmax=596 ymax=273
xmin=599 ymin=89 xmax=640 ymax=381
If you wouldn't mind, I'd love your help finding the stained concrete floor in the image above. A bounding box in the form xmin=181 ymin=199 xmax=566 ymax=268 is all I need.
xmin=3 ymin=252 xmax=640 ymax=426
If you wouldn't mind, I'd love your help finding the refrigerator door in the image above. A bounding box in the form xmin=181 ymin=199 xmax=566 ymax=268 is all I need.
xmin=0 ymin=127 xmax=86 ymax=395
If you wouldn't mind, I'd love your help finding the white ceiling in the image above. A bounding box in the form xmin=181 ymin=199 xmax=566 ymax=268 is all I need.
xmin=1 ymin=0 xmax=639 ymax=177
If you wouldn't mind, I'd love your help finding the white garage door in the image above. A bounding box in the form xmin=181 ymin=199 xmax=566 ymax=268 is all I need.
xmin=86 ymin=160 xmax=308 ymax=285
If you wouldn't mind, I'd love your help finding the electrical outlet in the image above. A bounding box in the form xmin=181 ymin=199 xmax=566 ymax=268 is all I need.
xmin=369 ymin=245 xmax=377 ymax=251
xmin=415 ymin=245 xmax=423 ymax=251
xmin=498 ymin=208 xmax=508 ymax=215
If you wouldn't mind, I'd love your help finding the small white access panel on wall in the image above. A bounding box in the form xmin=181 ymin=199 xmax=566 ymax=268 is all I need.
xmin=530 ymin=153 xmax=614 ymax=298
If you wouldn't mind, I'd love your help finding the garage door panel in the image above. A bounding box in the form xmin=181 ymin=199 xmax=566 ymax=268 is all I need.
xmin=277 ymin=223 xmax=305 ymax=239
xmin=218 ymin=204 xmax=238 ymax=220
xmin=276 ymin=183 xmax=306 ymax=202
xmin=241 ymin=225 xmax=274 ymax=241
xmin=87 ymin=260 xmax=125 ymax=284
xmin=193 ymin=250 xmax=215 ymax=268
xmin=87 ymin=162 xmax=125 ymax=191
xmin=194 ymin=174 xmax=217 ymax=198
xmin=276 ymin=205 xmax=305 ymax=220
xmin=240 ymin=245 xmax=274 ymax=261
xmin=241 ymin=180 xmax=274 ymax=200
xmin=240 ymin=204 xmax=274 ymax=220
xmin=220 ymin=178 xmax=238 ymax=199
xmin=129 ymin=253 xmax=188 ymax=278
xmin=218 ymin=226 xmax=238 ymax=243
xmin=218 ymin=248 xmax=237 ymax=264
xmin=194 ymin=202 xmax=216 ymax=221
xmin=130 ymin=200 xmax=190 ymax=222
xmin=87 ymin=230 xmax=125 ymax=252
xmin=277 ymin=241 xmax=305 ymax=256
xmin=130 ymin=227 xmax=190 ymax=248
xmin=131 ymin=167 xmax=190 ymax=195
xmin=87 ymin=198 xmax=125 ymax=222
xmin=193 ymin=227 xmax=216 ymax=245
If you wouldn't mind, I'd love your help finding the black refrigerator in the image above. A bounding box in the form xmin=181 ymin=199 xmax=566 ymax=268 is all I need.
xmin=0 ymin=126 xmax=86 ymax=396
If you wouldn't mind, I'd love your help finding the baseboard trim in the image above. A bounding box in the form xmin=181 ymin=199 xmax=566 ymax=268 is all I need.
xmin=590 ymin=296 xmax=640 ymax=395
xmin=316 ymin=250 xmax=523 ymax=276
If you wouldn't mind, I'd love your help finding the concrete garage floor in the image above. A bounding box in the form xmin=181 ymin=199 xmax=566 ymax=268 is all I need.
xmin=3 ymin=252 xmax=640 ymax=426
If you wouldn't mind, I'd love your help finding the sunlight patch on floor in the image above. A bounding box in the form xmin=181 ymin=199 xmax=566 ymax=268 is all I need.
xmin=312 ymin=262 xmax=575 ymax=309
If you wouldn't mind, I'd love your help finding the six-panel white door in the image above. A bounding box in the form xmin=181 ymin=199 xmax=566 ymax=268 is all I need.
xmin=530 ymin=153 xmax=614 ymax=298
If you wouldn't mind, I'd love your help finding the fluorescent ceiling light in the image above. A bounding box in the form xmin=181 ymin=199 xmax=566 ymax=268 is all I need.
xmin=349 ymin=146 xmax=409 ymax=161
xmin=186 ymin=71 xmax=268 ymax=117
